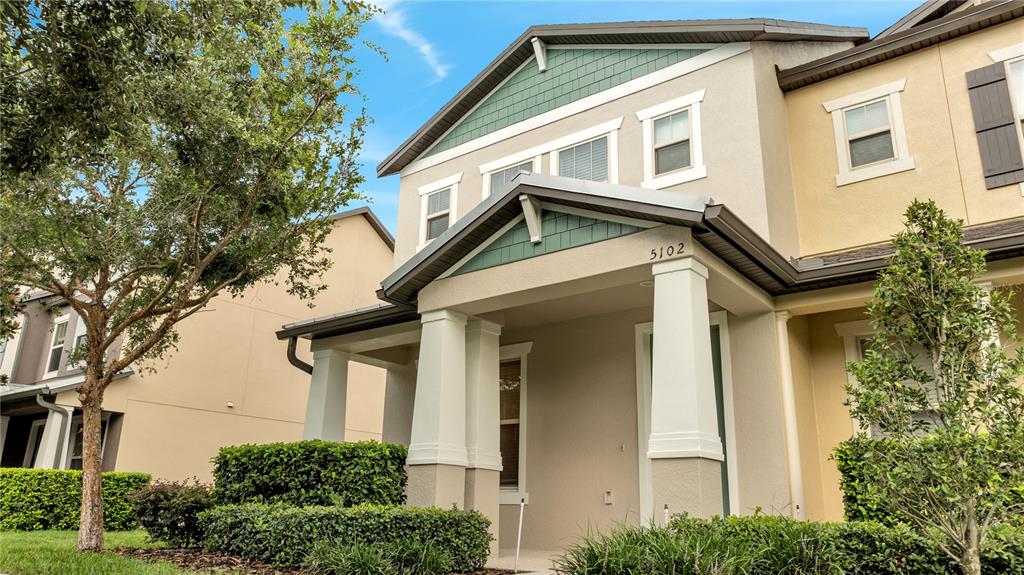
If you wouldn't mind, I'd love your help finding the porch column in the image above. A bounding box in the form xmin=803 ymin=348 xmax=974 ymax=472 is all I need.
xmin=382 ymin=361 xmax=417 ymax=446
xmin=407 ymin=310 xmax=468 ymax=509
xmin=33 ymin=396 xmax=73 ymax=469
xmin=303 ymin=349 xmax=349 ymax=441
xmin=649 ymin=257 xmax=724 ymax=519
xmin=774 ymin=311 xmax=805 ymax=519
xmin=464 ymin=319 xmax=502 ymax=556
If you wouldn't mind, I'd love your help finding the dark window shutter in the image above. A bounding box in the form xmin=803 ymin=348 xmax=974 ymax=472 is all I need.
xmin=966 ymin=63 xmax=1024 ymax=189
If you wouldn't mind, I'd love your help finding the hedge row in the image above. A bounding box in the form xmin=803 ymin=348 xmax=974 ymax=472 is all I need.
xmin=0 ymin=468 xmax=151 ymax=531
xmin=199 ymin=503 xmax=491 ymax=572
xmin=212 ymin=440 xmax=407 ymax=507
xmin=834 ymin=436 xmax=1024 ymax=526
xmin=556 ymin=516 xmax=1022 ymax=575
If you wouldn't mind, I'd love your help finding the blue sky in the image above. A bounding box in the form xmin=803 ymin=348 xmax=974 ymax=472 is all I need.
xmin=346 ymin=1 xmax=921 ymax=231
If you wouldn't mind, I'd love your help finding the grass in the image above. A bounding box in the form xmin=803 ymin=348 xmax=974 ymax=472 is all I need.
xmin=0 ymin=530 xmax=205 ymax=575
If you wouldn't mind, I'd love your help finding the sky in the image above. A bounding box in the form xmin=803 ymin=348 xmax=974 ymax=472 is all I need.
xmin=345 ymin=1 xmax=922 ymax=232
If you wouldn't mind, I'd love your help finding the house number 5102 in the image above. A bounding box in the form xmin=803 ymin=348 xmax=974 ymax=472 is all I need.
xmin=649 ymin=242 xmax=685 ymax=260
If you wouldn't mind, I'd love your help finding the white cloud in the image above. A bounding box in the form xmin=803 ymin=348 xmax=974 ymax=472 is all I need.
xmin=375 ymin=1 xmax=452 ymax=82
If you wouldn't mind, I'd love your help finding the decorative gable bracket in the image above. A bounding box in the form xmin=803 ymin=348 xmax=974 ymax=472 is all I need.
xmin=530 ymin=37 xmax=547 ymax=72
xmin=519 ymin=194 xmax=543 ymax=243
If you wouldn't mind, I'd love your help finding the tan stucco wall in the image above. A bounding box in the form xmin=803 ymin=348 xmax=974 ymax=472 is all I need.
xmin=498 ymin=307 xmax=649 ymax=550
xmin=55 ymin=214 xmax=393 ymax=481
xmin=394 ymin=42 xmax=851 ymax=266
xmin=786 ymin=21 xmax=1024 ymax=257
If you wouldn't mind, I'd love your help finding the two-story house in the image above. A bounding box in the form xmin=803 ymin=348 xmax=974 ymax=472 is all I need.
xmin=0 ymin=208 xmax=395 ymax=481
xmin=276 ymin=0 xmax=1024 ymax=556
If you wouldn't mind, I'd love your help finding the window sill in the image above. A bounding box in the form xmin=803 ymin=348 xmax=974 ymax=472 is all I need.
xmin=836 ymin=157 xmax=915 ymax=186
xmin=499 ymin=491 xmax=529 ymax=505
xmin=642 ymin=165 xmax=707 ymax=190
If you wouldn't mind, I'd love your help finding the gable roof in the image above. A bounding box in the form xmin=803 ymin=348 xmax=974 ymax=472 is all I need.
xmin=875 ymin=0 xmax=972 ymax=39
xmin=778 ymin=0 xmax=1024 ymax=92
xmin=375 ymin=174 xmax=1024 ymax=309
xmin=329 ymin=206 xmax=395 ymax=251
xmin=376 ymin=19 xmax=868 ymax=178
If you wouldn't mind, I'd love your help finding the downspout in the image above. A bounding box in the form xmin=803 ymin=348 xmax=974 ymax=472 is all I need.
xmin=286 ymin=336 xmax=314 ymax=375
xmin=774 ymin=311 xmax=805 ymax=520
xmin=35 ymin=394 xmax=72 ymax=469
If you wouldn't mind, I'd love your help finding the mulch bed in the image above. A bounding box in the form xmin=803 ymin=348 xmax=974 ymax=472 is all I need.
xmin=111 ymin=547 xmax=519 ymax=575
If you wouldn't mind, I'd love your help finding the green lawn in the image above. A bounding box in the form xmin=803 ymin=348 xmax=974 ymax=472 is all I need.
xmin=0 ymin=530 xmax=204 ymax=575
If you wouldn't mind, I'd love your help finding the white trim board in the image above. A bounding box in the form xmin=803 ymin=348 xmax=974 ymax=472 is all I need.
xmin=499 ymin=341 xmax=532 ymax=506
xmin=402 ymin=43 xmax=751 ymax=176
xmin=989 ymin=43 xmax=1024 ymax=63
xmin=637 ymin=89 xmax=708 ymax=190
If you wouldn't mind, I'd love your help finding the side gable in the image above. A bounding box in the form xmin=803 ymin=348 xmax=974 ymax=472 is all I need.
xmin=425 ymin=47 xmax=709 ymax=157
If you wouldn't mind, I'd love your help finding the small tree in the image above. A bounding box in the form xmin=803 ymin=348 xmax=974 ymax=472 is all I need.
xmin=1 ymin=0 xmax=378 ymax=551
xmin=846 ymin=200 xmax=1024 ymax=575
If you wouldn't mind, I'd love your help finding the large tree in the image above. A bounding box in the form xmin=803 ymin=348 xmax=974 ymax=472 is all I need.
xmin=1 ymin=0 xmax=377 ymax=551
xmin=846 ymin=200 xmax=1024 ymax=575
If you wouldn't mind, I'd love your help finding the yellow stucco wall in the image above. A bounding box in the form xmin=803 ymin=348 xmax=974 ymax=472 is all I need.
xmin=786 ymin=21 xmax=1024 ymax=257
xmin=56 ymin=214 xmax=393 ymax=481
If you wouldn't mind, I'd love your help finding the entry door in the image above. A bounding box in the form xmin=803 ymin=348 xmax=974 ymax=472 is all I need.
xmin=637 ymin=314 xmax=735 ymax=524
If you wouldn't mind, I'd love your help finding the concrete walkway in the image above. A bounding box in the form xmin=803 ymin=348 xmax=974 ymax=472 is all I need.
xmin=488 ymin=549 xmax=560 ymax=574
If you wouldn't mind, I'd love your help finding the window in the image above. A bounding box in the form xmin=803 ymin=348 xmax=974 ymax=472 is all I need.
xmin=424 ymin=188 xmax=451 ymax=241
xmin=498 ymin=342 xmax=531 ymax=505
xmin=636 ymin=90 xmax=707 ymax=189
xmin=67 ymin=414 xmax=110 ymax=470
xmin=1007 ymin=57 xmax=1024 ymax=145
xmin=854 ymin=337 xmax=939 ymax=435
xmin=69 ymin=316 xmax=87 ymax=370
xmin=557 ymin=136 xmax=608 ymax=182
xmin=824 ymin=79 xmax=913 ymax=186
xmin=45 ymin=316 xmax=69 ymax=376
xmin=417 ymin=173 xmax=462 ymax=250
xmin=499 ymin=360 xmax=521 ymax=489
xmin=490 ymin=160 xmax=533 ymax=194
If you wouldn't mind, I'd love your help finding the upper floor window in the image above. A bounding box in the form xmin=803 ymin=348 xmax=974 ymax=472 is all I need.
xmin=636 ymin=89 xmax=706 ymax=189
xmin=417 ymin=172 xmax=462 ymax=250
xmin=824 ymin=79 xmax=914 ymax=186
xmin=490 ymin=160 xmax=533 ymax=193
xmin=45 ymin=315 xmax=69 ymax=376
xmin=557 ymin=136 xmax=609 ymax=182
xmin=1008 ymin=57 xmax=1024 ymax=136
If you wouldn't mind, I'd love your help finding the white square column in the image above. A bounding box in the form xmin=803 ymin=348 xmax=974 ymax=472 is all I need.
xmin=303 ymin=349 xmax=350 ymax=441
xmin=464 ymin=319 xmax=502 ymax=556
xmin=407 ymin=310 xmax=468 ymax=509
xmin=649 ymin=257 xmax=724 ymax=518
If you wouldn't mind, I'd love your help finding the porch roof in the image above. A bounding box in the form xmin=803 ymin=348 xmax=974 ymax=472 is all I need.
xmin=277 ymin=174 xmax=1024 ymax=341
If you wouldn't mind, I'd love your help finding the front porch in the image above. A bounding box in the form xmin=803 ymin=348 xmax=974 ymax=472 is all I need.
xmin=279 ymin=176 xmax=810 ymax=554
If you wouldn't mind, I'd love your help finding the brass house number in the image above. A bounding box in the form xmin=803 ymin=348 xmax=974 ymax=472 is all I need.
xmin=649 ymin=242 xmax=686 ymax=261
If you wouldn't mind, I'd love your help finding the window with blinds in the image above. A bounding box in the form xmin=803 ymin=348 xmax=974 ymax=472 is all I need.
xmin=843 ymin=99 xmax=895 ymax=168
xmin=490 ymin=160 xmax=533 ymax=193
xmin=558 ymin=136 xmax=608 ymax=182
xmin=424 ymin=188 xmax=451 ymax=241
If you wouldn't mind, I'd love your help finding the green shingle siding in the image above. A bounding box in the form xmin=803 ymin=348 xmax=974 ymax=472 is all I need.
xmin=454 ymin=210 xmax=641 ymax=275
xmin=425 ymin=48 xmax=708 ymax=157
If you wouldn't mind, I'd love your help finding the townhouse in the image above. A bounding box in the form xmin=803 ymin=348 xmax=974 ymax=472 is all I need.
xmin=277 ymin=0 xmax=1024 ymax=554
xmin=0 ymin=209 xmax=395 ymax=481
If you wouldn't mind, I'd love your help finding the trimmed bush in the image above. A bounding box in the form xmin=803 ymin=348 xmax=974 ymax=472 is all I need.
xmin=0 ymin=468 xmax=150 ymax=530
xmin=200 ymin=503 xmax=490 ymax=572
xmin=212 ymin=440 xmax=407 ymax=507
xmin=129 ymin=479 xmax=213 ymax=547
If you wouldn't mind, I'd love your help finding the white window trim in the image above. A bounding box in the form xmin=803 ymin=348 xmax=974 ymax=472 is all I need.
xmin=988 ymin=43 xmax=1024 ymax=63
xmin=0 ymin=313 xmax=25 ymax=378
xmin=499 ymin=341 xmax=532 ymax=506
xmin=636 ymin=89 xmax=707 ymax=189
xmin=403 ymin=43 xmax=750 ymax=176
xmin=823 ymin=78 xmax=914 ymax=186
xmin=834 ymin=320 xmax=873 ymax=435
xmin=66 ymin=412 xmax=110 ymax=469
xmin=43 ymin=314 xmax=70 ymax=379
xmin=68 ymin=314 xmax=87 ymax=371
xmin=635 ymin=312 xmax=739 ymax=523
xmin=417 ymin=172 xmax=462 ymax=252
xmin=24 ymin=419 xmax=47 ymax=467
xmin=1001 ymin=55 xmax=1024 ymax=190
xmin=480 ymin=156 xmax=542 ymax=198
xmin=549 ymin=128 xmax=619 ymax=184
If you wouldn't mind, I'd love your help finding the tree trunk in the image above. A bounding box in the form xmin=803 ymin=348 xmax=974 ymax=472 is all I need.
xmin=960 ymin=501 xmax=982 ymax=575
xmin=76 ymin=388 xmax=105 ymax=552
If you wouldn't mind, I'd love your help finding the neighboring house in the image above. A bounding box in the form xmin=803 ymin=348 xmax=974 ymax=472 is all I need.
xmin=0 ymin=208 xmax=394 ymax=482
xmin=275 ymin=0 xmax=1024 ymax=555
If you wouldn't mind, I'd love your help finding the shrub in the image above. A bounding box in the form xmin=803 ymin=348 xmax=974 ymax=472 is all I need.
xmin=212 ymin=440 xmax=407 ymax=507
xmin=830 ymin=521 xmax=951 ymax=575
xmin=129 ymin=479 xmax=213 ymax=547
xmin=200 ymin=503 xmax=490 ymax=572
xmin=0 ymin=468 xmax=150 ymax=530
xmin=553 ymin=524 xmax=753 ymax=575
xmin=304 ymin=541 xmax=391 ymax=575
xmin=387 ymin=540 xmax=453 ymax=575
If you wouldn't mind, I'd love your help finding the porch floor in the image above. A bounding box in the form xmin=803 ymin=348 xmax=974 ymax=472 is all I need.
xmin=489 ymin=549 xmax=559 ymax=575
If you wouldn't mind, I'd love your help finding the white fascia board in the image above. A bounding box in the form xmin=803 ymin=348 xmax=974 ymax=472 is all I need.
xmin=822 ymin=78 xmax=907 ymax=112
xmin=402 ymin=42 xmax=751 ymax=176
